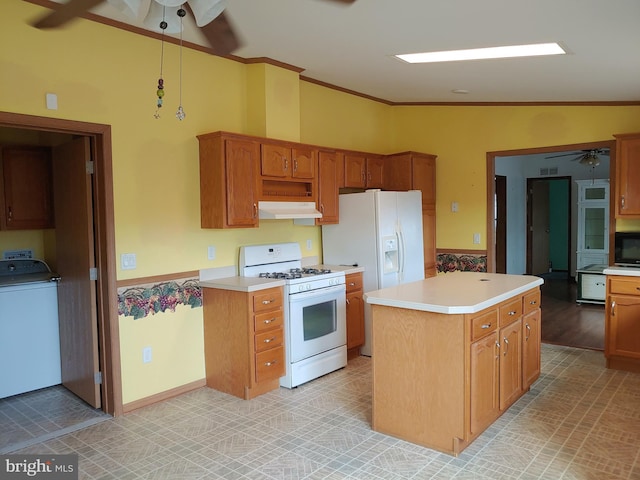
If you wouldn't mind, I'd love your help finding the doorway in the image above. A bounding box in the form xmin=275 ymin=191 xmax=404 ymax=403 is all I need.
xmin=526 ymin=177 xmax=571 ymax=276
xmin=0 ymin=111 xmax=122 ymax=417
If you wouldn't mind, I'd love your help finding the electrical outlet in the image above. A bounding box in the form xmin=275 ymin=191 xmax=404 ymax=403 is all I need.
xmin=473 ymin=233 xmax=481 ymax=244
xmin=306 ymin=239 xmax=312 ymax=250
xmin=207 ymin=245 xmax=216 ymax=260
xmin=451 ymin=202 xmax=459 ymax=212
xmin=143 ymin=346 xmax=152 ymax=363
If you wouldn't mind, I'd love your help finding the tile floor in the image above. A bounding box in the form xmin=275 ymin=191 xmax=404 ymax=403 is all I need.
xmin=3 ymin=344 xmax=640 ymax=479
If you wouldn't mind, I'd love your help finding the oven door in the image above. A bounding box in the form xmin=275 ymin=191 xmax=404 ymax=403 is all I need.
xmin=288 ymin=284 xmax=346 ymax=363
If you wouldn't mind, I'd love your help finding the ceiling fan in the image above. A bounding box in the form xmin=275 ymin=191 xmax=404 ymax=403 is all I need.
xmin=545 ymin=148 xmax=610 ymax=167
xmin=31 ymin=0 xmax=357 ymax=56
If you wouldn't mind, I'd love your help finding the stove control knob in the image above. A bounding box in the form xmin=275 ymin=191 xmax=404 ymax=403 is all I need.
xmin=306 ymin=284 xmax=311 ymax=290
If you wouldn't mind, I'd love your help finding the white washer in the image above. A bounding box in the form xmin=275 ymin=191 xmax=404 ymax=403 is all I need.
xmin=0 ymin=260 xmax=61 ymax=399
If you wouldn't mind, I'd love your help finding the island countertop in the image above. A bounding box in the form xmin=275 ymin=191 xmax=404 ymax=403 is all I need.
xmin=364 ymin=271 xmax=543 ymax=314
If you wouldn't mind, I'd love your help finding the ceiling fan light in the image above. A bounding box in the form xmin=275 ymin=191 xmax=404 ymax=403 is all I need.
xmin=143 ymin=1 xmax=183 ymax=33
xmin=188 ymin=0 xmax=227 ymax=26
xmin=154 ymin=0 xmax=186 ymax=7
xmin=106 ymin=0 xmax=143 ymax=18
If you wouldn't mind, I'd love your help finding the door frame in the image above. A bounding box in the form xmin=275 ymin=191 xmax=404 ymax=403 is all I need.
xmin=486 ymin=140 xmax=616 ymax=273
xmin=495 ymin=175 xmax=507 ymax=273
xmin=0 ymin=111 xmax=122 ymax=416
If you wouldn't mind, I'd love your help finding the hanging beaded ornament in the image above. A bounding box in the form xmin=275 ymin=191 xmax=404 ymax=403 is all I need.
xmin=154 ymin=13 xmax=168 ymax=119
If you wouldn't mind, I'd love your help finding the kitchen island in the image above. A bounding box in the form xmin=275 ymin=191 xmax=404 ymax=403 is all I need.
xmin=364 ymin=272 xmax=543 ymax=456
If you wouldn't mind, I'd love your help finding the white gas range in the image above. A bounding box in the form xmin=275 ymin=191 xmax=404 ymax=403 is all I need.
xmin=239 ymin=243 xmax=347 ymax=388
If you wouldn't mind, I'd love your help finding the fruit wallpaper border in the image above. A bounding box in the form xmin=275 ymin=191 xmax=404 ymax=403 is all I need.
xmin=117 ymin=277 xmax=202 ymax=320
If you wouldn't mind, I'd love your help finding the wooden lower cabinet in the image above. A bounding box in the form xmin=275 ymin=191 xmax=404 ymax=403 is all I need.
xmin=203 ymin=286 xmax=285 ymax=399
xmin=372 ymin=286 xmax=541 ymax=455
xmin=345 ymin=272 xmax=365 ymax=358
xmin=605 ymin=275 xmax=640 ymax=372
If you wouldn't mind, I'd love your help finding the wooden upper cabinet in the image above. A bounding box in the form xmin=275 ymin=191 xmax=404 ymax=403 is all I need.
xmin=614 ymin=133 xmax=640 ymax=217
xmin=0 ymin=145 xmax=54 ymax=230
xmin=344 ymin=153 xmax=366 ymax=188
xmin=198 ymin=132 xmax=259 ymax=229
xmin=261 ymin=143 xmax=315 ymax=180
xmin=316 ymin=150 xmax=340 ymax=225
xmin=384 ymin=152 xmax=436 ymax=207
xmin=343 ymin=152 xmax=384 ymax=188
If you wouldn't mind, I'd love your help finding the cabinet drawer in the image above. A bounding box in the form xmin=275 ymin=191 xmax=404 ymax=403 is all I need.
xmin=254 ymin=310 xmax=283 ymax=333
xmin=255 ymin=328 xmax=284 ymax=353
xmin=499 ymin=297 xmax=522 ymax=326
xmin=345 ymin=273 xmax=363 ymax=293
xmin=470 ymin=308 xmax=498 ymax=341
xmin=523 ymin=289 xmax=541 ymax=314
xmin=581 ymin=274 xmax=606 ymax=300
xmin=253 ymin=288 xmax=282 ymax=313
xmin=609 ymin=277 xmax=640 ymax=295
xmin=255 ymin=346 xmax=285 ymax=382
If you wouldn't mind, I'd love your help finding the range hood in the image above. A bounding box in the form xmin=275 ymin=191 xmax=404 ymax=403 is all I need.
xmin=258 ymin=201 xmax=322 ymax=220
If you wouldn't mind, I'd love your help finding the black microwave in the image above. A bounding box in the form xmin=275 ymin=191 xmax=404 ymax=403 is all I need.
xmin=614 ymin=232 xmax=640 ymax=266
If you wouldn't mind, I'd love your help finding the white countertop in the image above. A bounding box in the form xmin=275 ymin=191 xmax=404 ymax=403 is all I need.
xmin=364 ymin=272 xmax=543 ymax=314
xmin=603 ymin=266 xmax=640 ymax=277
xmin=200 ymin=276 xmax=285 ymax=292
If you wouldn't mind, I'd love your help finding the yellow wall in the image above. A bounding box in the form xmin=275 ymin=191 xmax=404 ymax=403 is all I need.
xmin=389 ymin=105 xmax=640 ymax=249
xmin=5 ymin=0 xmax=640 ymax=405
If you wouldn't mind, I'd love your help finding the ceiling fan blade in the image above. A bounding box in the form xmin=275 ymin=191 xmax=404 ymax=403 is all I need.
xmin=545 ymin=151 xmax=582 ymax=159
xmin=32 ymin=0 xmax=105 ymax=29
xmin=197 ymin=10 xmax=241 ymax=56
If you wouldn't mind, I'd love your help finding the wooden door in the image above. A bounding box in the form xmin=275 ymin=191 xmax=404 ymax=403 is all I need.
xmin=412 ymin=154 xmax=436 ymax=207
xmin=615 ymin=134 xmax=640 ymax=216
xmin=470 ymin=331 xmax=499 ymax=435
xmin=346 ymin=289 xmax=365 ymax=348
xmin=226 ymin=139 xmax=259 ymax=227
xmin=53 ymin=137 xmax=101 ymax=408
xmin=366 ymin=156 xmax=384 ymax=188
xmin=608 ymin=295 xmax=640 ymax=358
xmin=292 ymin=147 xmax=316 ymax=179
xmin=495 ymin=175 xmax=507 ymax=274
xmin=344 ymin=154 xmax=365 ymax=188
xmin=499 ymin=319 xmax=522 ymax=410
xmin=522 ymin=309 xmax=541 ymax=388
xmin=260 ymin=143 xmax=289 ymax=178
xmin=317 ymin=151 xmax=339 ymax=224
xmin=528 ymin=180 xmax=550 ymax=275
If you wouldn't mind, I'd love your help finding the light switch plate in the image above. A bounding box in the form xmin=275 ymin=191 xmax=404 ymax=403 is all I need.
xmin=121 ymin=253 xmax=137 ymax=270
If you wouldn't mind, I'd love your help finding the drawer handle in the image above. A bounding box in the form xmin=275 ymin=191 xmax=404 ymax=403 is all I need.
xmin=529 ymin=300 xmax=537 ymax=305
xmin=481 ymin=323 xmax=492 ymax=329
xmin=503 ymin=337 xmax=509 ymax=356
xmin=263 ymin=318 xmax=276 ymax=325
xmin=525 ymin=323 xmax=531 ymax=341
xmin=611 ymin=301 xmax=616 ymax=316
xmin=495 ymin=341 xmax=500 ymax=359
xmin=348 ymin=282 xmax=356 ymax=286
xmin=264 ymin=360 xmax=278 ymax=367
xmin=262 ymin=299 xmax=275 ymax=305
xmin=508 ymin=310 xmax=516 ymax=316
xmin=263 ymin=337 xmax=276 ymax=344
xmin=596 ymin=282 xmax=605 ymax=286
xmin=346 ymin=298 xmax=350 ymax=305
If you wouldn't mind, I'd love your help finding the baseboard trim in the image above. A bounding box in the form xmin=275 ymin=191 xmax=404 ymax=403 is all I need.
xmin=122 ymin=378 xmax=207 ymax=413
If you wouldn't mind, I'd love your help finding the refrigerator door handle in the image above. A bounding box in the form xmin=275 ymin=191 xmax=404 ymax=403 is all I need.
xmin=397 ymin=228 xmax=406 ymax=282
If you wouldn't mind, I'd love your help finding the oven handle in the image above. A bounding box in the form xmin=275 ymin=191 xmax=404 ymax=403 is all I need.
xmin=288 ymin=283 xmax=346 ymax=302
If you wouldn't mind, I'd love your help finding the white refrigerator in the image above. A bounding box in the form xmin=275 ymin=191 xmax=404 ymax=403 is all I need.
xmin=322 ymin=190 xmax=425 ymax=355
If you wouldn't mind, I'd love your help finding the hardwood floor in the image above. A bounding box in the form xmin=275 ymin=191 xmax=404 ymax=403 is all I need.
xmin=540 ymin=272 xmax=605 ymax=351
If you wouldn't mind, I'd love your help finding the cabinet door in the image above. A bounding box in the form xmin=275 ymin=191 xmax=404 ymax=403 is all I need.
xmin=470 ymin=331 xmax=500 ymax=435
xmin=366 ymin=156 xmax=384 ymax=188
xmin=226 ymin=139 xmax=259 ymax=227
xmin=499 ymin=319 xmax=522 ymax=410
xmin=346 ymin=289 xmax=365 ymax=349
xmin=261 ymin=143 xmax=290 ymax=178
xmin=317 ymin=151 xmax=339 ymax=224
xmin=522 ymin=309 xmax=541 ymax=388
xmin=344 ymin=154 xmax=366 ymax=188
xmin=292 ymin=147 xmax=316 ymax=179
xmin=615 ymin=134 xmax=640 ymax=217
xmin=383 ymin=153 xmax=412 ymax=191
xmin=608 ymin=294 xmax=640 ymax=358
xmin=0 ymin=146 xmax=54 ymax=230
xmin=412 ymin=154 xmax=436 ymax=207
xmin=422 ymin=207 xmax=436 ymax=277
